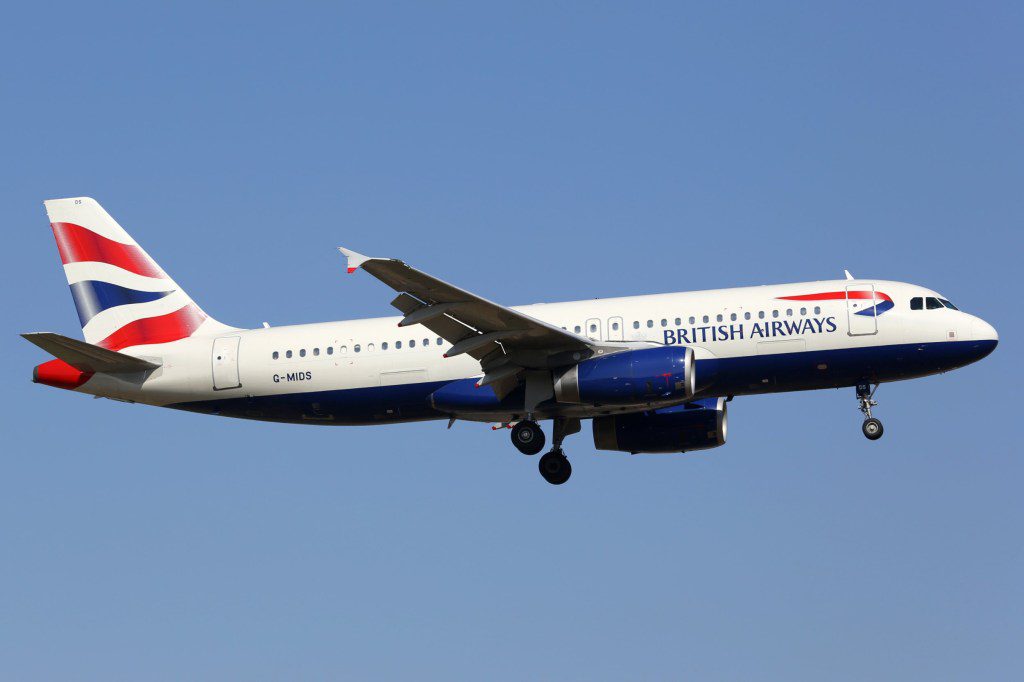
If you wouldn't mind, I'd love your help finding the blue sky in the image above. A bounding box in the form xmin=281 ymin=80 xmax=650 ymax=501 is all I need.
xmin=2 ymin=2 xmax=1021 ymax=679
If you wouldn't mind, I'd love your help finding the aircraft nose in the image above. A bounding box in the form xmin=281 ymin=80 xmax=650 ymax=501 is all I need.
xmin=972 ymin=318 xmax=998 ymax=343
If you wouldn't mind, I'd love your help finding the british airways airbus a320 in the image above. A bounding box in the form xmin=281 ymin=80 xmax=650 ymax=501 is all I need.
xmin=25 ymin=198 xmax=998 ymax=484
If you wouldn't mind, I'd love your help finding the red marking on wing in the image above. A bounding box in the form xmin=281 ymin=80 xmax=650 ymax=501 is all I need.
xmin=95 ymin=304 xmax=206 ymax=351
xmin=51 ymin=222 xmax=166 ymax=279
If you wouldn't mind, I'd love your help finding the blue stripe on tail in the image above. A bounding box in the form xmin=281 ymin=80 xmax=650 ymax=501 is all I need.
xmin=69 ymin=280 xmax=174 ymax=326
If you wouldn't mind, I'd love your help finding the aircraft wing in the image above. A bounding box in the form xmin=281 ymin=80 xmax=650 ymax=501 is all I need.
xmin=339 ymin=247 xmax=592 ymax=396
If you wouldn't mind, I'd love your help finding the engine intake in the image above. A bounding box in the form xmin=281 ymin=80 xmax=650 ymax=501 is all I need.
xmin=554 ymin=346 xmax=695 ymax=407
xmin=592 ymin=397 xmax=728 ymax=454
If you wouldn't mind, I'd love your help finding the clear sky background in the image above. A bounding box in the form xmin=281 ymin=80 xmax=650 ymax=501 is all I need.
xmin=2 ymin=3 xmax=1021 ymax=680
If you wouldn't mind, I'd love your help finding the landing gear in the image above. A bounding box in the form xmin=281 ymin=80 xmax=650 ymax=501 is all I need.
xmin=537 ymin=417 xmax=580 ymax=485
xmin=857 ymin=383 xmax=884 ymax=440
xmin=862 ymin=417 xmax=884 ymax=440
xmin=511 ymin=420 xmax=545 ymax=455
xmin=539 ymin=450 xmax=572 ymax=485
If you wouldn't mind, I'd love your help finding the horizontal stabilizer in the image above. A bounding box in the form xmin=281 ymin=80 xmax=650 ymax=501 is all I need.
xmin=21 ymin=332 xmax=161 ymax=373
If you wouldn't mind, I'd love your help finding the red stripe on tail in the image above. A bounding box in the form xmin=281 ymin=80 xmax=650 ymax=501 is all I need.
xmin=96 ymin=304 xmax=206 ymax=351
xmin=51 ymin=222 xmax=166 ymax=279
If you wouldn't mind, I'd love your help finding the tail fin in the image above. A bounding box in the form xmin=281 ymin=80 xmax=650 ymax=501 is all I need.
xmin=44 ymin=197 xmax=233 ymax=350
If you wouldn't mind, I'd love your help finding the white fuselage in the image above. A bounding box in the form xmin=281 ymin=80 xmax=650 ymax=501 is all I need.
xmin=74 ymin=278 xmax=997 ymax=426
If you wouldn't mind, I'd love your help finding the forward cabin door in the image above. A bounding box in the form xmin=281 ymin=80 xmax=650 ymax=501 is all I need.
xmin=212 ymin=336 xmax=242 ymax=389
xmin=846 ymin=284 xmax=879 ymax=336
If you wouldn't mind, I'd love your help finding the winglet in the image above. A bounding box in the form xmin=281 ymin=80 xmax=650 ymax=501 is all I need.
xmin=844 ymin=269 xmax=855 ymax=281
xmin=338 ymin=247 xmax=374 ymax=274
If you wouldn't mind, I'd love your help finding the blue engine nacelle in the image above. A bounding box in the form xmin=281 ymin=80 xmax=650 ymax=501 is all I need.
xmin=592 ymin=397 xmax=728 ymax=454
xmin=554 ymin=346 xmax=695 ymax=407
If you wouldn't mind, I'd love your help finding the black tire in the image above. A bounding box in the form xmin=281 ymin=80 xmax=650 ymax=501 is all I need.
xmin=511 ymin=420 xmax=545 ymax=455
xmin=538 ymin=450 xmax=572 ymax=485
xmin=862 ymin=417 xmax=884 ymax=440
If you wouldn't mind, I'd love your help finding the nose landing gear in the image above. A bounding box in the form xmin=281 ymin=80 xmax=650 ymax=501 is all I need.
xmin=857 ymin=383 xmax=884 ymax=440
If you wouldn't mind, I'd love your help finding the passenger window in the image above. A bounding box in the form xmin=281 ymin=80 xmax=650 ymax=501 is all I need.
xmin=660 ymin=319 xmax=666 ymax=328
xmin=382 ymin=342 xmax=388 ymax=350
xmin=926 ymin=297 xmax=943 ymax=310
xmin=354 ymin=344 xmax=361 ymax=353
xmin=437 ymin=337 xmax=443 ymax=345
xmin=744 ymin=312 xmax=751 ymax=320
xmin=396 ymin=341 xmax=402 ymax=349
xmin=286 ymin=350 xmax=293 ymax=358
xmin=313 ymin=348 xmax=320 ymax=356
xmin=689 ymin=316 xmax=695 ymax=324
xmin=633 ymin=321 xmax=640 ymax=329
xmin=592 ymin=323 xmax=599 ymax=332
xmin=910 ymin=297 xmax=923 ymax=310
xmin=299 ymin=349 xmax=306 ymax=357
xmin=272 ymin=351 xmax=279 ymax=360
xmin=758 ymin=311 xmax=765 ymax=320
xmin=799 ymin=307 xmax=806 ymax=316
xmin=786 ymin=309 xmax=793 ymax=317
xmin=423 ymin=338 xmax=429 ymax=346
xmin=814 ymin=306 xmax=821 ymax=315
xmin=327 ymin=347 xmax=333 ymax=355
xmin=674 ymin=317 xmax=681 ymax=326
xmin=702 ymin=315 xmax=709 ymax=323
xmin=730 ymin=313 xmax=737 ymax=321
xmin=367 ymin=343 xmax=375 ymax=352
xmin=646 ymin=320 xmax=654 ymax=328
xmin=612 ymin=322 xmax=620 ymax=331
xmin=716 ymin=314 xmax=723 ymax=322
xmin=410 ymin=339 xmax=416 ymax=348
xmin=574 ymin=325 xmax=582 ymax=333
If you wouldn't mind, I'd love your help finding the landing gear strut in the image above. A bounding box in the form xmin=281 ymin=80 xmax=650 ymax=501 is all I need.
xmin=538 ymin=417 xmax=580 ymax=485
xmin=857 ymin=383 xmax=884 ymax=440
xmin=511 ymin=420 xmax=545 ymax=455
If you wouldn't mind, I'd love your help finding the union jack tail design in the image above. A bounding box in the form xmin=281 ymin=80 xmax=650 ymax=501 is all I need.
xmin=44 ymin=197 xmax=233 ymax=350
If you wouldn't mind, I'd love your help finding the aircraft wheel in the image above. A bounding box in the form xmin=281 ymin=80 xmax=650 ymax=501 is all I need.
xmin=862 ymin=417 xmax=884 ymax=441
xmin=511 ymin=420 xmax=545 ymax=455
xmin=539 ymin=450 xmax=572 ymax=485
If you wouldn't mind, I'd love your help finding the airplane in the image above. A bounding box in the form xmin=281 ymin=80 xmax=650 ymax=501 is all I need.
xmin=23 ymin=198 xmax=998 ymax=485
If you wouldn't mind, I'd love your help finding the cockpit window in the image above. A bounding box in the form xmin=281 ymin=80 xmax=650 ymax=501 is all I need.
xmin=926 ymin=297 xmax=943 ymax=310
xmin=939 ymin=298 xmax=959 ymax=310
xmin=910 ymin=297 xmax=923 ymax=310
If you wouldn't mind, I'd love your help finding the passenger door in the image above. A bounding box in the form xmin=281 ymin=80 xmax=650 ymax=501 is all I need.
xmin=607 ymin=316 xmax=624 ymax=341
xmin=212 ymin=336 xmax=242 ymax=389
xmin=846 ymin=284 xmax=878 ymax=336
xmin=585 ymin=317 xmax=602 ymax=341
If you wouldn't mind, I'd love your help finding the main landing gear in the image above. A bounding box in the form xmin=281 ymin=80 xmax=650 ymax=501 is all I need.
xmin=511 ymin=420 xmax=545 ymax=455
xmin=510 ymin=417 xmax=580 ymax=484
xmin=857 ymin=383 xmax=884 ymax=441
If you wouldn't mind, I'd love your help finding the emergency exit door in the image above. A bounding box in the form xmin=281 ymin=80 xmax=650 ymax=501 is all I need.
xmin=212 ymin=336 xmax=241 ymax=389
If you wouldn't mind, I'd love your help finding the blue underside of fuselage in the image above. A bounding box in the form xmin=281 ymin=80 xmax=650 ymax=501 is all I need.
xmin=168 ymin=339 xmax=997 ymax=425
